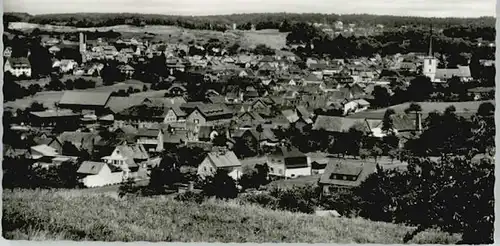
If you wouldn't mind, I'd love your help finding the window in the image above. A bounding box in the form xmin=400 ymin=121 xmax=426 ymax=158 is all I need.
xmin=270 ymin=167 xmax=274 ymax=172
xmin=291 ymin=174 xmax=295 ymax=178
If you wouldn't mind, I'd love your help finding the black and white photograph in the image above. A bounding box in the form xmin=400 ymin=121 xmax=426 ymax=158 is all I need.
xmin=1 ymin=0 xmax=496 ymax=243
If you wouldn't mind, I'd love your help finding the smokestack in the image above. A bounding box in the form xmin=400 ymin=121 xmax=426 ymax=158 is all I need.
xmin=428 ymin=24 xmax=433 ymax=57
xmin=415 ymin=112 xmax=422 ymax=132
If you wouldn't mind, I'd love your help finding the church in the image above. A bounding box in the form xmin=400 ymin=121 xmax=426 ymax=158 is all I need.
xmin=422 ymin=28 xmax=472 ymax=83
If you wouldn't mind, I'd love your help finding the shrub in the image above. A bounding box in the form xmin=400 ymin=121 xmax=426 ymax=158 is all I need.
xmin=174 ymin=191 xmax=205 ymax=204
xmin=201 ymin=170 xmax=239 ymax=200
xmin=239 ymin=192 xmax=279 ymax=210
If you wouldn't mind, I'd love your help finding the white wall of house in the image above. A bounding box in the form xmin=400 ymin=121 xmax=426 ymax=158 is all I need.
xmin=268 ymin=156 xmax=312 ymax=178
xmin=187 ymin=109 xmax=207 ymax=126
xmin=163 ymin=110 xmax=178 ymax=124
xmin=197 ymin=158 xmax=242 ymax=180
xmin=285 ymin=167 xmax=312 ymax=178
xmin=80 ymin=164 xmax=123 ymax=188
xmin=228 ymin=167 xmax=242 ymax=180
xmin=5 ymin=62 xmax=32 ymax=77
xmin=197 ymin=158 xmax=216 ymax=179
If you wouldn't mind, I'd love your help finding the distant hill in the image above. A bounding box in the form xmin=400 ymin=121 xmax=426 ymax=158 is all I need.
xmin=3 ymin=12 xmax=496 ymax=31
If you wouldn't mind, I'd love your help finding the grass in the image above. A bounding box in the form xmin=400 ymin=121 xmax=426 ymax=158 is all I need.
xmin=349 ymin=100 xmax=494 ymax=120
xmin=10 ymin=21 xmax=286 ymax=49
xmin=3 ymin=189 xmax=460 ymax=243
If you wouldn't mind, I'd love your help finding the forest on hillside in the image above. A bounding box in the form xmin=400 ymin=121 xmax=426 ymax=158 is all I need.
xmin=4 ymin=12 xmax=496 ymax=35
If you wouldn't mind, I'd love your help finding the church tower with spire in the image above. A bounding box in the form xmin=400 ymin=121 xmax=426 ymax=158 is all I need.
xmin=422 ymin=25 xmax=438 ymax=82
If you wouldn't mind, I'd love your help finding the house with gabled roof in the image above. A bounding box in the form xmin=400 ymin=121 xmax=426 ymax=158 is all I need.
xmin=59 ymin=91 xmax=112 ymax=113
xmin=185 ymin=103 xmax=234 ymax=126
xmin=117 ymin=64 xmax=135 ymax=78
xmin=57 ymin=131 xmax=102 ymax=156
xmin=267 ymin=146 xmax=311 ymax=179
xmin=101 ymin=143 xmax=148 ymax=178
xmin=197 ymin=148 xmax=242 ymax=180
xmin=29 ymin=109 xmax=82 ymax=129
xmin=77 ymin=161 xmax=124 ymax=187
xmin=232 ymin=127 xmax=279 ymax=148
xmin=312 ymin=115 xmax=381 ymax=136
xmin=302 ymin=74 xmax=323 ymax=85
xmin=319 ymin=159 xmax=377 ymax=192
xmin=5 ymin=57 xmax=31 ymax=77
xmin=238 ymin=111 xmax=266 ymax=127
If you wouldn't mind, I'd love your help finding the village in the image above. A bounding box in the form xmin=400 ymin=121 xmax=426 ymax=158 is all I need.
xmin=3 ymin=20 xmax=495 ymax=193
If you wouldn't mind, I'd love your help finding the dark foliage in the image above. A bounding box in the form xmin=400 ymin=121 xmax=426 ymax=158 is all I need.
xmin=201 ymin=170 xmax=239 ymax=200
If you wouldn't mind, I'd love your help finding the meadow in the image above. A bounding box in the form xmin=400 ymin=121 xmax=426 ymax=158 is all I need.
xmin=9 ymin=22 xmax=287 ymax=50
xmin=3 ymin=189 xmax=460 ymax=243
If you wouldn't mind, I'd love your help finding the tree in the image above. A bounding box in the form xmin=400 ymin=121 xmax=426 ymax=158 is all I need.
xmin=381 ymin=109 xmax=396 ymax=134
xmin=27 ymin=101 xmax=47 ymax=112
xmin=239 ymin=163 xmax=270 ymax=190
xmin=477 ymin=102 xmax=494 ymax=117
xmin=394 ymin=156 xmax=494 ymax=244
xmin=202 ymin=170 xmax=239 ymax=199
xmin=46 ymin=75 xmax=65 ymax=91
xmin=101 ymin=63 xmax=124 ymax=85
xmin=252 ymin=44 xmax=275 ymax=56
xmin=372 ymin=86 xmax=392 ymax=108
xmin=65 ymin=79 xmax=74 ymax=90
xmin=404 ymin=103 xmax=422 ymax=114
xmin=118 ymin=178 xmax=137 ymax=198
xmin=408 ymin=76 xmax=434 ymax=102
xmin=148 ymin=154 xmax=182 ymax=193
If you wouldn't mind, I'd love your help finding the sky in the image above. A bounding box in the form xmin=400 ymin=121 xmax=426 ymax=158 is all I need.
xmin=4 ymin=0 xmax=497 ymax=18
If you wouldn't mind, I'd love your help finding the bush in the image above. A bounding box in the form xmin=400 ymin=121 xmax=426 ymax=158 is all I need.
xmin=239 ymin=192 xmax=279 ymax=210
xmin=242 ymin=186 xmax=320 ymax=214
xmin=201 ymin=170 xmax=239 ymax=200
xmin=174 ymin=191 xmax=205 ymax=204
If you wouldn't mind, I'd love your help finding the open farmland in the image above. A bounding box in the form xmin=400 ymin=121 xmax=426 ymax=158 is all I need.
xmin=5 ymin=91 xmax=65 ymax=110
xmin=3 ymin=189 xmax=459 ymax=243
xmin=8 ymin=22 xmax=287 ymax=49
xmin=15 ymin=75 xmax=103 ymax=88
xmin=348 ymin=100 xmax=494 ymax=120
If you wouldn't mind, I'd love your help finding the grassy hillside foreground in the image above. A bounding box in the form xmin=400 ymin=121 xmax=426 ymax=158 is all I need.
xmin=3 ymin=189 xmax=460 ymax=243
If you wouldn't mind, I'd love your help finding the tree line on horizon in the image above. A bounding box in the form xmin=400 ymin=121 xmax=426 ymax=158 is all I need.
xmin=4 ymin=12 xmax=496 ymax=35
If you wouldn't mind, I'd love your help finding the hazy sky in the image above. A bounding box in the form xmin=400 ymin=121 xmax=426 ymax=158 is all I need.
xmin=4 ymin=0 xmax=497 ymax=17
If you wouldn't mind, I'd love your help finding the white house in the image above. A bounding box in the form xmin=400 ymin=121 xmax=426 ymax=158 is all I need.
xmin=342 ymin=99 xmax=371 ymax=115
xmin=53 ymin=59 xmax=78 ymax=73
xmin=267 ymin=146 xmax=311 ymax=179
xmin=77 ymin=161 xmax=124 ymax=188
xmin=197 ymin=149 xmax=243 ymax=180
xmin=5 ymin=57 xmax=31 ymax=77
xmin=101 ymin=144 xmax=149 ymax=179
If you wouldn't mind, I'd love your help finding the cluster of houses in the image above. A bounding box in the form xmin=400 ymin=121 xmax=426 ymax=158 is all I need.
xmin=3 ymin=30 xmax=486 ymax=191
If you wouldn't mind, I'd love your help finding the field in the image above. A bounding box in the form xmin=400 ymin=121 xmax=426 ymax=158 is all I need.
xmin=3 ymin=189 xmax=459 ymax=243
xmin=348 ymin=100 xmax=494 ymax=120
xmin=8 ymin=22 xmax=287 ymax=49
xmin=5 ymin=80 xmax=148 ymax=111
